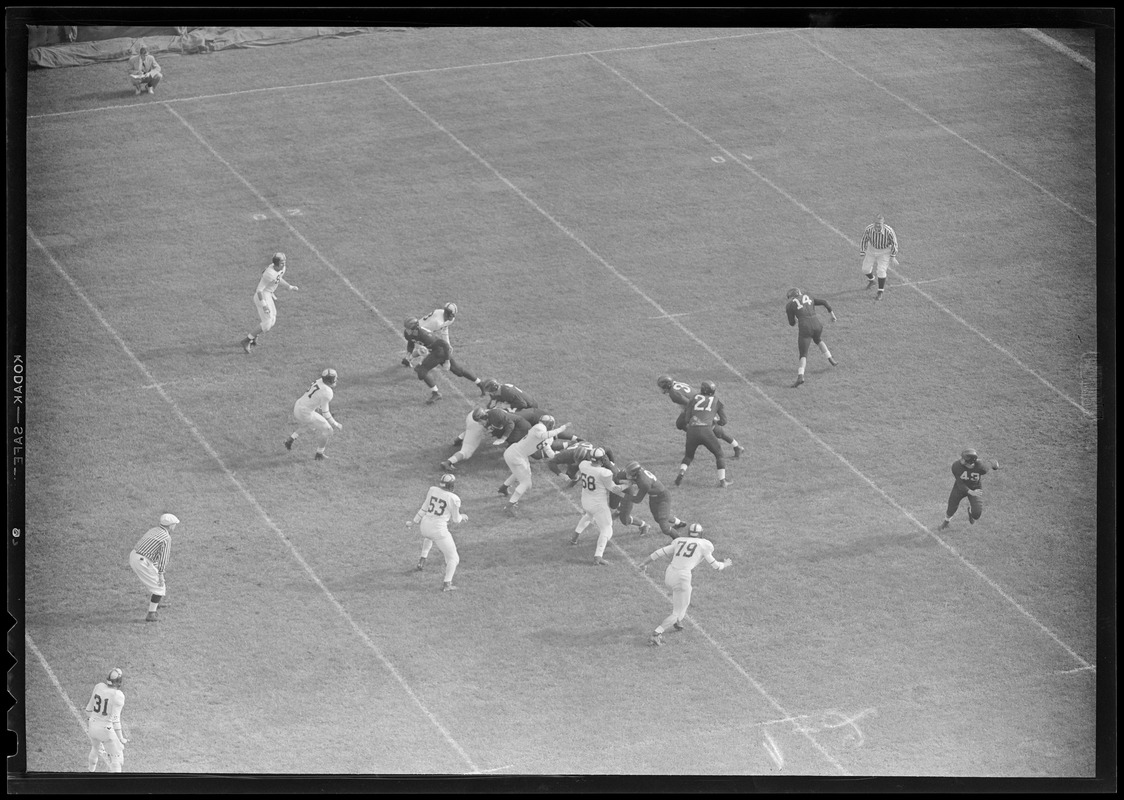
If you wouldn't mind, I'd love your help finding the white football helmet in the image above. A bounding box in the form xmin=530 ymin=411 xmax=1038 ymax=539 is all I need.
xmin=444 ymin=302 xmax=458 ymax=319
xmin=272 ymin=252 xmax=286 ymax=269
xmin=106 ymin=668 xmax=124 ymax=688
xmin=321 ymin=368 xmax=338 ymax=386
xmin=439 ymin=473 xmax=456 ymax=489
xmin=540 ymin=415 xmax=556 ymax=429
xmin=687 ymin=523 xmax=704 ymax=537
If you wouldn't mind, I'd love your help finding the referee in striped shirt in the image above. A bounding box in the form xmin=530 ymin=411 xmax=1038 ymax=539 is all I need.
xmin=860 ymin=215 xmax=899 ymax=301
xmin=128 ymin=513 xmax=180 ymax=622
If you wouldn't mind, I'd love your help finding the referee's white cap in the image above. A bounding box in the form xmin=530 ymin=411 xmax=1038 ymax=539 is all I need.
xmin=160 ymin=513 xmax=180 ymax=527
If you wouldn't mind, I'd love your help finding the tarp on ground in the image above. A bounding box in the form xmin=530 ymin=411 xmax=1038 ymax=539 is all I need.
xmin=28 ymin=26 xmax=408 ymax=68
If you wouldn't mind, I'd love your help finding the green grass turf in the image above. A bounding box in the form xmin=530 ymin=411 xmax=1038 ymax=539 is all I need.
xmin=21 ymin=27 xmax=1098 ymax=777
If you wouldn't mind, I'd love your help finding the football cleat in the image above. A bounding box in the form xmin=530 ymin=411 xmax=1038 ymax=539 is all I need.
xmin=400 ymin=357 xmax=411 ymax=367
xmin=284 ymin=437 xmax=293 ymax=451
xmin=648 ymin=633 xmax=664 ymax=646
xmin=938 ymin=520 xmax=950 ymax=530
xmin=498 ymin=484 xmax=509 ymax=496
xmin=569 ymin=532 xmax=580 ymax=546
xmin=718 ymin=479 xmax=732 ymax=489
xmin=638 ymin=521 xmax=651 ymax=536
xmin=865 ymin=277 xmax=876 ymax=289
xmin=593 ymin=557 xmax=609 ymax=566
xmin=672 ymin=622 xmax=685 ymax=633
xmin=416 ymin=557 xmax=426 ymax=571
xmin=793 ymin=375 xmax=805 ymax=388
xmin=426 ymin=391 xmax=442 ymax=405
xmin=314 ymin=452 xmax=327 ymax=461
xmin=145 ymin=612 xmax=158 ymax=622
xmin=674 ymin=472 xmax=684 ymax=486
xmin=733 ymin=445 xmax=744 ymax=459
xmin=439 ymin=460 xmax=455 ymax=472
xmin=241 ymin=337 xmax=253 ymax=354
xmin=968 ymin=515 xmax=976 ymax=525
xmin=442 ymin=582 xmax=457 ymax=592
xmin=828 ymin=357 xmax=839 ymax=367
xmin=504 ymin=503 xmax=519 ymax=517
xmin=672 ymin=520 xmax=687 ymax=530
xmin=875 ymin=291 xmax=884 ymax=301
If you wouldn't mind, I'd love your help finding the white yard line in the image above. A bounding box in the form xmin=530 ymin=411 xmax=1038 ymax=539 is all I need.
xmin=25 ymin=632 xmax=88 ymax=732
xmin=380 ymin=77 xmax=1095 ymax=677
xmin=1019 ymin=28 xmax=1096 ymax=72
xmin=586 ymin=52 xmax=1095 ymax=420
xmin=26 ymin=29 xmax=792 ymax=121
xmin=794 ymin=31 xmax=1096 ymax=227
xmin=27 ymin=227 xmax=484 ymax=775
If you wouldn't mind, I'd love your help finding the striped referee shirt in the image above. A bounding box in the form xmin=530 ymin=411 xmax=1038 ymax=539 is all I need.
xmin=860 ymin=222 xmax=899 ymax=255
xmin=133 ymin=526 xmax=171 ymax=573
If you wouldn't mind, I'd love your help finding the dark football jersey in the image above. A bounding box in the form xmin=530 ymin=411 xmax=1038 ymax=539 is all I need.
xmin=490 ymin=383 xmax=537 ymax=410
xmin=951 ymin=458 xmax=990 ymax=490
xmin=666 ymin=380 xmax=694 ymax=407
xmin=786 ymin=293 xmax=832 ymax=325
xmin=686 ymin=393 xmax=725 ymax=427
xmin=630 ymin=466 xmax=668 ymax=501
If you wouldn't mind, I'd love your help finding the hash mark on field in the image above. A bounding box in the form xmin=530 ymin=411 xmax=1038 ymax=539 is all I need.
xmin=587 ymin=52 xmax=1094 ymax=420
xmin=380 ymin=75 xmax=1095 ymax=677
xmin=28 ymin=227 xmax=483 ymax=775
xmin=762 ymin=731 xmax=784 ymax=768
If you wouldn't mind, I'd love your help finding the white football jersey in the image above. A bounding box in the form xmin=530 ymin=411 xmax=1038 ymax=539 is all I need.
xmin=578 ymin=460 xmax=615 ymax=504
xmin=256 ymin=265 xmax=286 ymax=296
xmin=294 ymin=379 xmax=335 ymax=415
xmin=653 ymin=536 xmax=722 ymax=572
xmin=85 ymin=682 xmax=125 ymax=724
xmin=419 ymin=308 xmax=453 ymax=343
xmin=415 ymin=486 xmax=463 ymax=535
xmin=509 ymin=422 xmax=556 ymax=459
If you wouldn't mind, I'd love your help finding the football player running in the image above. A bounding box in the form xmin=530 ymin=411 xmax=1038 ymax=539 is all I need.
xmin=784 ymin=287 xmax=838 ymax=387
xmin=639 ymin=523 xmax=731 ymax=646
xmin=284 ymin=368 xmax=343 ymax=461
xmin=618 ymin=461 xmax=687 ymax=538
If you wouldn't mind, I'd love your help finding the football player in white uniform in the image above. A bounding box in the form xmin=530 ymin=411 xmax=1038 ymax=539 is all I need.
xmin=243 ymin=252 xmax=298 ymax=353
xmin=570 ymin=448 xmax=626 ymax=565
xmin=441 ymin=407 xmax=489 ymax=472
xmin=408 ymin=473 xmax=466 ymax=591
xmin=639 ymin=523 xmax=731 ymax=646
xmin=498 ymin=415 xmax=568 ymax=516
xmin=85 ymin=668 xmax=127 ymax=772
xmin=284 ymin=369 xmax=342 ymax=461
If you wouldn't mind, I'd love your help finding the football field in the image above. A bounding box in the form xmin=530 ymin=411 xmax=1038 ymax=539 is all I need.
xmin=19 ymin=26 xmax=1101 ymax=779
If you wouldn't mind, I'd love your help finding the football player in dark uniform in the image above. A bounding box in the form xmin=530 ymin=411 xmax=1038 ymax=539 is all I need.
xmin=674 ymin=380 xmax=731 ymax=488
xmin=403 ymin=317 xmax=484 ymax=403
xmin=657 ymin=375 xmax=744 ymax=457
xmin=939 ymin=449 xmax=1001 ymax=529
xmin=784 ymin=288 xmax=838 ymax=388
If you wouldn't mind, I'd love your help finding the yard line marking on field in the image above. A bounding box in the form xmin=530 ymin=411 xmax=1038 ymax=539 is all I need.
xmin=26 ymin=29 xmax=791 ymax=121
xmin=794 ymin=31 xmax=1095 ymax=227
xmin=25 ymin=632 xmax=88 ymax=732
xmin=893 ymin=276 xmax=955 ymax=288
xmin=762 ymin=730 xmax=784 ymax=768
xmin=1056 ymin=665 xmax=1097 ymax=675
xmin=586 ymin=53 xmax=1095 ymax=420
xmin=379 ymin=80 xmax=1096 ymax=677
xmin=1019 ymin=28 xmax=1096 ymax=73
xmin=27 ymin=228 xmax=482 ymax=775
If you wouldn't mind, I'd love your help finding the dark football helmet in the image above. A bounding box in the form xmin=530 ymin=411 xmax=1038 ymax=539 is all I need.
xmin=701 ymin=380 xmax=717 ymax=395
